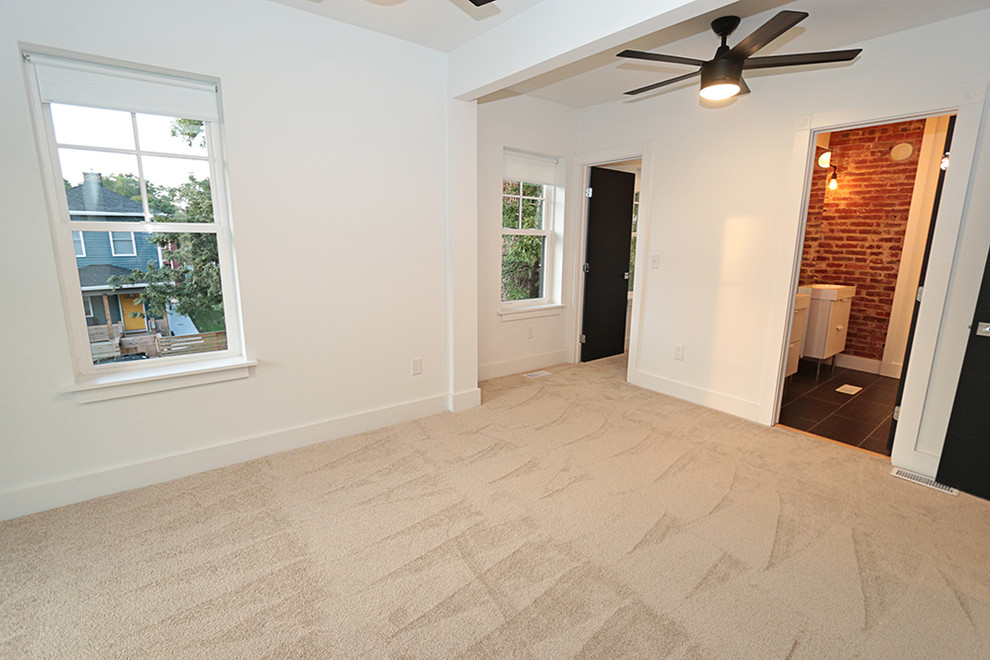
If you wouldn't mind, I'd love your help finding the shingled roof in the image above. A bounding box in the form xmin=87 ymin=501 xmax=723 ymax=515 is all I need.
xmin=77 ymin=264 xmax=141 ymax=288
xmin=66 ymin=173 xmax=144 ymax=215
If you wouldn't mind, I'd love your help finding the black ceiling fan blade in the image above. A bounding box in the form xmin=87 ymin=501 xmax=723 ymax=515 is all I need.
xmin=468 ymin=0 xmax=496 ymax=6
xmin=738 ymin=78 xmax=751 ymax=95
xmin=743 ymin=48 xmax=862 ymax=70
xmin=729 ymin=10 xmax=808 ymax=59
xmin=624 ymin=69 xmax=700 ymax=96
xmin=617 ymin=49 xmax=706 ymax=67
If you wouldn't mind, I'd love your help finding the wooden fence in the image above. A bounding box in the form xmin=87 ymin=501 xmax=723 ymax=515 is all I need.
xmin=156 ymin=331 xmax=227 ymax=356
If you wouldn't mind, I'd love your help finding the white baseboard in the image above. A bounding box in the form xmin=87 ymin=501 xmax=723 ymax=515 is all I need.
xmin=879 ymin=362 xmax=903 ymax=378
xmin=628 ymin=369 xmax=762 ymax=423
xmin=478 ymin=350 xmax=569 ymax=381
xmin=448 ymin=387 xmax=481 ymax=412
xmin=834 ymin=354 xmax=882 ymax=374
xmin=0 ymin=394 xmax=449 ymax=522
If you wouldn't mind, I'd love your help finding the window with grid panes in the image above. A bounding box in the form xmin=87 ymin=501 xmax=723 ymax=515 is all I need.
xmin=24 ymin=51 xmax=244 ymax=379
xmin=500 ymin=151 xmax=558 ymax=307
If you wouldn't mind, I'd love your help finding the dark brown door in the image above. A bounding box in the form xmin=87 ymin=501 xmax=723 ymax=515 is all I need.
xmin=581 ymin=167 xmax=635 ymax=362
xmin=936 ymin=242 xmax=990 ymax=499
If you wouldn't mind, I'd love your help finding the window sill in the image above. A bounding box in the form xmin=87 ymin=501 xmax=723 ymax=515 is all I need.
xmin=63 ymin=356 xmax=257 ymax=403
xmin=498 ymin=303 xmax=564 ymax=322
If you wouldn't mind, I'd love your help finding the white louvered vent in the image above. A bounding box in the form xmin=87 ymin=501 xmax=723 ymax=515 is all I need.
xmin=890 ymin=468 xmax=959 ymax=495
xmin=524 ymin=370 xmax=551 ymax=379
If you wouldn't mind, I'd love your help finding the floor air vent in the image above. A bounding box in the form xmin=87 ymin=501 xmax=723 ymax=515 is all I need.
xmin=524 ymin=370 xmax=551 ymax=379
xmin=890 ymin=468 xmax=959 ymax=495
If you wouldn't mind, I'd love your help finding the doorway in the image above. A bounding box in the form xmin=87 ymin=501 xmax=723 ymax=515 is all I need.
xmin=579 ymin=160 xmax=640 ymax=362
xmin=777 ymin=114 xmax=955 ymax=455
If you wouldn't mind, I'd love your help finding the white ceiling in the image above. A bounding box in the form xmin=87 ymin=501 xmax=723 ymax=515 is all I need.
xmin=269 ymin=0 xmax=990 ymax=108
xmin=267 ymin=0 xmax=546 ymax=53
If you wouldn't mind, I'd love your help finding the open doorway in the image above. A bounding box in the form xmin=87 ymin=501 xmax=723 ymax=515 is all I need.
xmin=579 ymin=159 xmax=640 ymax=362
xmin=777 ymin=114 xmax=955 ymax=455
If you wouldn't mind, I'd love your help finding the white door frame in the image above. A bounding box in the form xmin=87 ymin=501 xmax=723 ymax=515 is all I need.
xmin=567 ymin=142 xmax=655 ymax=381
xmin=769 ymin=86 xmax=990 ymax=478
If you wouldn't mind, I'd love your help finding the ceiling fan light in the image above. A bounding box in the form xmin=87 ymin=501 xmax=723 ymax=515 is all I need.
xmin=700 ymin=82 xmax=740 ymax=100
xmin=699 ymin=58 xmax=743 ymax=101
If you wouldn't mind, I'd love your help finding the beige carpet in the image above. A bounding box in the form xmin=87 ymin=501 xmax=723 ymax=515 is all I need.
xmin=2 ymin=356 xmax=989 ymax=658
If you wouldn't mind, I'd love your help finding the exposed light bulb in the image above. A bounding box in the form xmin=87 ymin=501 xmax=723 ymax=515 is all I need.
xmin=699 ymin=82 xmax=740 ymax=101
xmin=941 ymin=152 xmax=950 ymax=171
xmin=828 ymin=165 xmax=838 ymax=190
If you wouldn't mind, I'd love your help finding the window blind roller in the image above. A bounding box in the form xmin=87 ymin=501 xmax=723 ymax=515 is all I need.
xmin=503 ymin=150 xmax=557 ymax=185
xmin=28 ymin=53 xmax=219 ymax=123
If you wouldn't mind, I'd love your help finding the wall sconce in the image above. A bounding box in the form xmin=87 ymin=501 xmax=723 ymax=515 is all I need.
xmin=817 ymin=150 xmax=832 ymax=168
xmin=941 ymin=152 xmax=951 ymax=171
xmin=828 ymin=165 xmax=838 ymax=190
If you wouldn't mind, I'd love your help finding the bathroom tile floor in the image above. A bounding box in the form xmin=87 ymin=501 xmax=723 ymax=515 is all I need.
xmin=778 ymin=359 xmax=899 ymax=456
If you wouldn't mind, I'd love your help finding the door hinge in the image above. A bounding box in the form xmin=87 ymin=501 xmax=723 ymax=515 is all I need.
xmin=893 ymin=405 xmax=900 ymax=421
xmin=916 ymin=286 xmax=924 ymax=303
xmin=585 ymin=187 xmax=593 ymax=198
xmin=580 ymin=334 xmax=587 ymax=344
xmin=583 ymin=263 xmax=590 ymax=273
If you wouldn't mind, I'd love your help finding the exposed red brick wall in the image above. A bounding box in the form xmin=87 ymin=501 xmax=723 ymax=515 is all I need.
xmin=799 ymin=119 xmax=926 ymax=361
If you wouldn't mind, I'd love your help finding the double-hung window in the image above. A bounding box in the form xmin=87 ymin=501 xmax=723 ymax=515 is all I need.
xmin=501 ymin=151 xmax=559 ymax=308
xmin=24 ymin=51 xmax=246 ymax=392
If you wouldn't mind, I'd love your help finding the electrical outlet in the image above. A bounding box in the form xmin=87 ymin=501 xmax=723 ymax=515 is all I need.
xmin=673 ymin=344 xmax=685 ymax=361
xmin=527 ymin=326 xmax=535 ymax=339
xmin=411 ymin=357 xmax=423 ymax=375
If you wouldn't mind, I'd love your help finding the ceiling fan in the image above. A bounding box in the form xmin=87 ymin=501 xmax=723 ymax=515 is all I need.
xmin=618 ymin=10 xmax=862 ymax=100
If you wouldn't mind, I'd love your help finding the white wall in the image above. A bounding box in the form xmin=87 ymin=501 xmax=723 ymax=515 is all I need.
xmin=477 ymin=95 xmax=577 ymax=379
xmin=570 ymin=10 xmax=990 ymax=476
xmin=0 ymin=0 xmax=453 ymax=518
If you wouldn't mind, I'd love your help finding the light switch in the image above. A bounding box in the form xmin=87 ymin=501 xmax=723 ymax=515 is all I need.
xmin=650 ymin=255 xmax=660 ymax=269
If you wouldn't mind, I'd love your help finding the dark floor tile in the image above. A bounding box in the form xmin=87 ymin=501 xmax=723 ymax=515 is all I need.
xmin=858 ymin=376 xmax=900 ymax=405
xmin=790 ymin=360 xmax=848 ymax=387
xmin=806 ymin=382 xmax=864 ymax=405
xmin=834 ymin=397 xmax=895 ymax=427
xmin=859 ymin=427 xmax=893 ymax=456
xmin=781 ymin=396 xmax=842 ymax=423
xmin=782 ymin=380 xmax=814 ymax=404
xmin=873 ymin=415 xmax=892 ymax=437
xmin=834 ymin=370 xmax=882 ymax=389
xmin=810 ymin=414 xmax=875 ymax=447
xmin=777 ymin=412 xmax=820 ymax=432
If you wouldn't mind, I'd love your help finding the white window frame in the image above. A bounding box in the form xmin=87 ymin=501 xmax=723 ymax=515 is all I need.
xmin=83 ymin=295 xmax=94 ymax=318
xmin=108 ymin=231 xmax=137 ymax=257
xmin=23 ymin=50 xmax=253 ymax=400
xmin=499 ymin=150 xmax=562 ymax=315
xmin=73 ymin=230 xmax=86 ymax=257
xmin=500 ymin=180 xmax=553 ymax=308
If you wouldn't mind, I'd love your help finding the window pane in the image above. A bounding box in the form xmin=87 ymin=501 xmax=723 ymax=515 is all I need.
xmin=501 ymin=235 xmax=544 ymax=302
xmin=50 ymin=104 xmax=135 ymax=150
xmin=502 ymin=197 xmax=520 ymax=229
xmin=521 ymin=182 xmax=542 ymax=197
xmin=73 ymin=231 xmax=85 ymax=257
xmin=136 ymin=114 xmax=208 ymax=157
xmin=59 ymin=150 xmax=145 ymax=220
xmin=142 ymin=157 xmax=213 ymax=223
xmin=77 ymin=231 xmax=226 ymax=365
xmin=520 ymin=198 xmax=543 ymax=230
xmin=629 ymin=237 xmax=636 ymax=292
xmin=110 ymin=231 xmax=137 ymax=256
xmin=503 ymin=180 xmax=520 ymax=195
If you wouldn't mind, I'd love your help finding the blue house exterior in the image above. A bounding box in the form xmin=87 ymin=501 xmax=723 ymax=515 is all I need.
xmin=69 ymin=172 xmax=162 ymax=332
